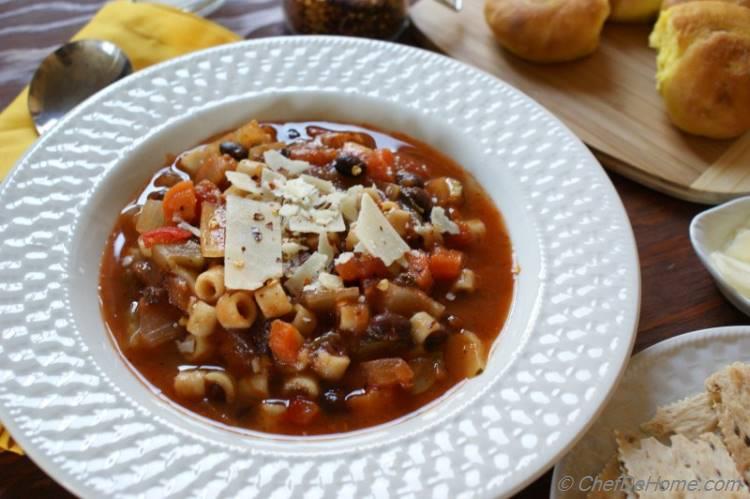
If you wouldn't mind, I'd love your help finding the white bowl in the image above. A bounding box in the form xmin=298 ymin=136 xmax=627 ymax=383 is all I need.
xmin=690 ymin=196 xmax=750 ymax=317
xmin=0 ymin=37 xmax=639 ymax=498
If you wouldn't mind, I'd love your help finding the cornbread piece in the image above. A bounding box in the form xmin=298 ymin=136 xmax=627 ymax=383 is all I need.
xmin=586 ymin=455 xmax=629 ymax=499
xmin=484 ymin=0 xmax=610 ymax=63
xmin=649 ymin=2 xmax=750 ymax=138
xmin=610 ymin=0 xmax=662 ymax=22
xmin=641 ymin=392 xmax=718 ymax=439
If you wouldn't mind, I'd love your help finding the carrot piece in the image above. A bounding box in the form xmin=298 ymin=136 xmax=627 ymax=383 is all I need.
xmin=406 ymin=251 xmax=433 ymax=291
xmin=285 ymin=398 xmax=320 ymax=426
xmin=429 ymin=248 xmax=464 ymax=281
xmin=366 ymin=148 xmax=395 ymax=182
xmin=269 ymin=320 xmax=304 ymax=364
xmin=140 ymin=226 xmax=193 ymax=248
xmin=162 ymin=180 xmax=198 ymax=224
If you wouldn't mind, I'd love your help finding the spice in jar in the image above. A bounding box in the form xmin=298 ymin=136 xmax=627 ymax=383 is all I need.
xmin=283 ymin=0 xmax=409 ymax=40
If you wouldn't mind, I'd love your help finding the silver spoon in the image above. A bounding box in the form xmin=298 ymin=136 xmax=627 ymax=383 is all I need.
xmin=28 ymin=39 xmax=133 ymax=135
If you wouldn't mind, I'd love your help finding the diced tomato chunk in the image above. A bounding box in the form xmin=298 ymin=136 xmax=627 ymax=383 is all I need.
xmin=406 ymin=251 xmax=433 ymax=291
xmin=444 ymin=222 xmax=474 ymax=248
xmin=285 ymin=398 xmax=320 ymax=426
xmin=140 ymin=226 xmax=193 ymax=248
xmin=361 ymin=358 xmax=414 ymax=389
xmin=269 ymin=320 xmax=304 ymax=364
xmin=162 ymin=180 xmax=198 ymax=224
xmin=335 ymin=254 xmax=389 ymax=282
xmin=366 ymin=148 xmax=395 ymax=182
xmin=287 ymin=145 xmax=338 ymax=166
xmin=429 ymin=248 xmax=464 ymax=280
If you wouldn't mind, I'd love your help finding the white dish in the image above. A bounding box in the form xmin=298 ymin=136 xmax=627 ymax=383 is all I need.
xmin=0 ymin=37 xmax=639 ymax=498
xmin=691 ymin=196 xmax=750 ymax=317
xmin=551 ymin=326 xmax=750 ymax=499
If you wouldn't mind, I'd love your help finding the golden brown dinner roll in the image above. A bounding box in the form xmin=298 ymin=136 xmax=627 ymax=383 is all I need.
xmin=609 ymin=0 xmax=662 ymax=22
xmin=484 ymin=0 xmax=611 ymax=63
xmin=662 ymin=0 xmax=750 ymax=10
xmin=649 ymin=2 xmax=750 ymax=138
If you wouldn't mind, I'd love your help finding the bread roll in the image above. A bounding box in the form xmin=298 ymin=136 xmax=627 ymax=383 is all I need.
xmin=649 ymin=2 xmax=750 ymax=138
xmin=484 ymin=0 xmax=610 ymax=63
xmin=610 ymin=0 xmax=662 ymax=22
xmin=663 ymin=0 xmax=750 ymax=10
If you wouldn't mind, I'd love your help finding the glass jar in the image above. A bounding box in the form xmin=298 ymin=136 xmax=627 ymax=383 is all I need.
xmin=283 ymin=0 xmax=409 ymax=40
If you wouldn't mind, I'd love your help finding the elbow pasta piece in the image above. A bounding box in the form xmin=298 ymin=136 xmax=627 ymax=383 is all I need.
xmin=195 ymin=265 xmax=225 ymax=303
xmin=312 ymin=350 xmax=351 ymax=381
xmin=187 ymin=300 xmax=217 ymax=337
xmin=238 ymin=373 xmax=270 ymax=400
xmin=291 ymin=304 xmax=317 ymax=337
xmin=283 ymin=375 xmax=320 ymax=398
xmin=183 ymin=334 xmax=214 ymax=362
xmin=255 ymin=280 xmax=294 ymax=318
xmin=216 ymin=291 xmax=257 ymax=329
xmin=174 ymin=370 xmax=206 ymax=400
xmin=205 ymin=371 xmax=237 ymax=403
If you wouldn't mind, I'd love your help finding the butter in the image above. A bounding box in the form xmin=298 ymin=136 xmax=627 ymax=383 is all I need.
xmin=711 ymin=228 xmax=750 ymax=299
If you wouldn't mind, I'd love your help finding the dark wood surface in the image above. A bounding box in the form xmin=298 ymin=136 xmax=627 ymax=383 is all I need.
xmin=0 ymin=1 xmax=745 ymax=497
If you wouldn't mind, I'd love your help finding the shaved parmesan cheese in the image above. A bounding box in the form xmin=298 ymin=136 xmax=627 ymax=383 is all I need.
xmin=279 ymin=204 xmax=300 ymax=217
xmin=288 ymin=209 xmax=346 ymax=233
xmin=355 ymin=195 xmax=410 ymax=265
xmin=282 ymin=240 xmax=307 ymax=258
xmin=224 ymin=195 xmax=282 ymax=290
xmin=226 ymin=171 xmax=262 ymax=195
xmin=318 ymin=233 xmax=337 ymax=263
xmin=341 ymin=185 xmax=364 ymax=222
xmin=318 ymin=272 xmax=343 ymax=290
xmin=263 ymin=150 xmax=310 ymax=175
xmin=285 ymin=252 xmax=328 ymax=295
xmin=300 ymin=174 xmax=334 ymax=193
xmin=431 ymin=207 xmax=460 ymax=235
xmin=280 ymin=177 xmax=318 ymax=204
xmin=261 ymin=168 xmax=286 ymax=191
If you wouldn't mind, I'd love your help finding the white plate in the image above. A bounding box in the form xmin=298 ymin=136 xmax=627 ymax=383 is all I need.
xmin=0 ymin=37 xmax=639 ymax=498
xmin=691 ymin=197 xmax=750 ymax=317
xmin=551 ymin=326 xmax=750 ymax=499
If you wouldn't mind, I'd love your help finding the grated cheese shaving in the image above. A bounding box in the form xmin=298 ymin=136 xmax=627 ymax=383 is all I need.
xmin=226 ymin=170 xmax=263 ymax=195
xmin=431 ymin=207 xmax=460 ymax=235
xmin=224 ymin=195 xmax=282 ymax=290
xmin=263 ymin=150 xmax=311 ymax=175
xmin=354 ymin=195 xmax=410 ymax=265
xmin=285 ymin=252 xmax=328 ymax=295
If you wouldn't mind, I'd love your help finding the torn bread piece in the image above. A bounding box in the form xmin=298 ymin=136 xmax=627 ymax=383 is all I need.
xmin=586 ymin=455 xmax=629 ymax=499
xmin=706 ymin=362 xmax=750 ymax=482
xmin=617 ymin=431 xmax=750 ymax=499
xmin=641 ymin=392 xmax=718 ymax=439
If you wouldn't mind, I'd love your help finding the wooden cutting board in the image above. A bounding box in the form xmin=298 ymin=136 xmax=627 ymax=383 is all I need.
xmin=411 ymin=1 xmax=750 ymax=204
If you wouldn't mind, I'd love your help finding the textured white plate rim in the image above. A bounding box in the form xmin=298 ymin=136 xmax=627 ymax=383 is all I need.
xmin=550 ymin=325 xmax=750 ymax=499
xmin=0 ymin=36 xmax=640 ymax=498
xmin=690 ymin=196 xmax=750 ymax=317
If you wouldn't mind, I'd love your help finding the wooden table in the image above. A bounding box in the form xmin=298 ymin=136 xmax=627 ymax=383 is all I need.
xmin=0 ymin=0 xmax=745 ymax=497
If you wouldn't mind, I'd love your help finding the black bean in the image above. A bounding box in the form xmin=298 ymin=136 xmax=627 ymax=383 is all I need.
xmin=332 ymin=155 xmax=366 ymax=177
xmin=321 ymin=388 xmax=347 ymax=412
xmin=219 ymin=141 xmax=248 ymax=161
xmin=400 ymin=186 xmax=433 ymax=217
xmin=367 ymin=312 xmax=411 ymax=341
xmin=395 ymin=170 xmax=424 ymax=188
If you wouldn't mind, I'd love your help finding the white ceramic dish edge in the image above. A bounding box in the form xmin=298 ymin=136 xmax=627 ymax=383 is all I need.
xmin=690 ymin=196 xmax=750 ymax=317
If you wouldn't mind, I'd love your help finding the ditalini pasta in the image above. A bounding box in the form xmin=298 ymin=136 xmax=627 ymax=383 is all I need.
xmin=99 ymin=120 xmax=515 ymax=435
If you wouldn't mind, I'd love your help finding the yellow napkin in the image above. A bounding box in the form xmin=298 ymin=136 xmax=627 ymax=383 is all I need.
xmin=0 ymin=1 xmax=240 ymax=455
xmin=0 ymin=1 xmax=240 ymax=179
